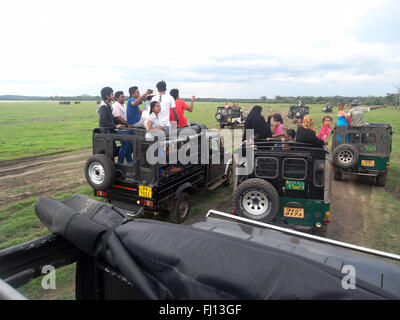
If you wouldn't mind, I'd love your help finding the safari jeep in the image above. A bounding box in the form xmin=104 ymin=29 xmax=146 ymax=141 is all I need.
xmin=322 ymin=103 xmax=333 ymax=113
xmin=215 ymin=106 xmax=246 ymax=129
xmin=85 ymin=122 xmax=232 ymax=223
xmin=331 ymin=124 xmax=392 ymax=186
xmin=234 ymin=140 xmax=331 ymax=234
xmin=287 ymin=105 xmax=309 ymax=122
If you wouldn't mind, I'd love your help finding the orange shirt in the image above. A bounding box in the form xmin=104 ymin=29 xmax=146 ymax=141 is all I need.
xmin=170 ymin=99 xmax=189 ymax=127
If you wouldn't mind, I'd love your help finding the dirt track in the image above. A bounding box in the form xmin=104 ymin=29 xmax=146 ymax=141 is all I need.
xmin=0 ymin=150 xmax=91 ymax=210
xmin=0 ymin=146 xmax=374 ymax=246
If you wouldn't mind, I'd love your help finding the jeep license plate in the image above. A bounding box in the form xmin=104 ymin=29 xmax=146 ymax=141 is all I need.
xmin=283 ymin=207 xmax=304 ymax=218
xmin=361 ymin=160 xmax=375 ymax=167
xmin=139 ymin=185 xmax=152 ymax=198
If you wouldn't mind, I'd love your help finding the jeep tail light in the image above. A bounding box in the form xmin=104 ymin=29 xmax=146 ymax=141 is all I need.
xmin=386 ymin=162 xmax=390 ymax=166
xmin=323 ymin=219 xmax=330 ymax=224
xmin=96 ymin=191 xmax=107 ymax=197
xmin=325 ymin=212 xmax=331 ymax=218
xmin=140 ymin=199 xmax=153 ymax=207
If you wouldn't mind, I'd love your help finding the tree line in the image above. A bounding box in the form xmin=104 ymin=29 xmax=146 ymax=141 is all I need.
xmin=1 ymin=93 xmax=399 ymax=106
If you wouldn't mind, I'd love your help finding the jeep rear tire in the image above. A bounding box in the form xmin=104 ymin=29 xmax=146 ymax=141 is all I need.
xmin=220 ymin=124 xmax=225 ymax=129
xmin=169 ymin=192 xmax=190 ymax=223
xmin=234 ymin=178 xmax=280 ymax=222
xmin=333 ymin=144 xmax=359 ymax=169
xmin=85 ymin=154 xmax=115 ymax=190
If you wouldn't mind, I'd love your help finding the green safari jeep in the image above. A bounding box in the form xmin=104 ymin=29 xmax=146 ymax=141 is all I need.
xmin=331 ymin=124 xmax=392 ymax=186
xmin=234 ymin=140 xmax=332 ymax=234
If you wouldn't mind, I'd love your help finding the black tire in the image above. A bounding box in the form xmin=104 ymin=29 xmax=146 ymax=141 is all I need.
xmin=333 ymin=167 xmax=343 ymax=181
xmin=223 ymin=165 xmax=233 ymax=186
xmin=215 ymin=113 xmax=221 ymax=120
xmin=169 ymin=192 xmax=190 ymax=223
xmin=85 ymin=154 xmax=115 ymax=190
xmin=234 ymin=178 xmax=280 ymax=222
xmin=220 ymin=124 xmax=225 ymax=129
xmin=333 ymin=144 xmax=359 ymax=169
xmin=232 ymin=122 xmax=239 ymax=129
xmin=376 ymin=171 xmax=387 ymax=187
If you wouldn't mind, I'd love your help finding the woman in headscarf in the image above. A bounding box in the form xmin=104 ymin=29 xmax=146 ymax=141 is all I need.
xmin=242 ymin=105 xmax=272 ymax=141
xmin=296 ymin=115 xmax=327 ymax=148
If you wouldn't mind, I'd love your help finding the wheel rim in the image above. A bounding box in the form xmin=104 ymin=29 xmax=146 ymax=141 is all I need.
xmin=242 ymin=190 xmax=270 ymax=216
xmin=88 ymin=162 xmax=105 ymax=185
xmin=216 ymin=114 xmax=221 ymax=120
xmin=338 ymin=150 xmax=353 ymax=164
xmin=178 ymin=200 xmax=189 ymax=220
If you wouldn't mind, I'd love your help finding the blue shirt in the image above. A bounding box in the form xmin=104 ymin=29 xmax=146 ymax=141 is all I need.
xmin=127 ymin=97 xmax=141 ymax=125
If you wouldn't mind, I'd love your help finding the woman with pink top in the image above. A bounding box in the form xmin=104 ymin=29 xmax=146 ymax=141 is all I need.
xmin=271 ymin=113 xmax=284 ymax=138
xmin=317 ymin=116 xmax=332 ymax=141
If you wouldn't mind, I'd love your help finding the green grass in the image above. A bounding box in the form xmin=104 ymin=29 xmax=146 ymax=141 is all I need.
xmin=0 ymin=101 xmax=399 ymax=298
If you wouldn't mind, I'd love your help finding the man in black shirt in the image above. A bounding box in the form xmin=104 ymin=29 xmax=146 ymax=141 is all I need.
xmin=97 ymin=87 xmax=122 ymax=130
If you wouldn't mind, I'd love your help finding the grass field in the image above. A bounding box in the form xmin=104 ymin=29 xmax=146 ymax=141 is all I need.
xmin=0 ymin=100 xmax=399 ymax=299
xmin=0 ymin=100 xmax=349 ymax=161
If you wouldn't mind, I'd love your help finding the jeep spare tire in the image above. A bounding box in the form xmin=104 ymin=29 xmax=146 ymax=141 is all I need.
xmin=333 ymin=144 xmax=359 ymax=169
xmin=216 ymin=113 xmax=221 ymax=120
xmin=234 ymin=178 xmax=280 ymax=223
xmin=85 ymin=154 xmax=115 ymax=190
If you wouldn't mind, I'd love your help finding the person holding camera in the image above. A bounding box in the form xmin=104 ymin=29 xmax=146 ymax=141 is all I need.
xmin=127 ymin=86 xmax=152 ymax=127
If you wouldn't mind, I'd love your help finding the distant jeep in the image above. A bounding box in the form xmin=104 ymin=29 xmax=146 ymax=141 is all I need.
xmin=322 ymin=103 xmax=333 ymax=113
xmin=287 ymin=105 xmax=309 ymax=122
xmin=331 ymin=124 xmax=392 ymax=186
xmin=215 ymin=106 xmax=246 ymax=129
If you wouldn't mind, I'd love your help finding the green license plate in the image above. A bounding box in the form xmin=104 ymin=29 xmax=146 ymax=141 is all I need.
xmin=285 ymin=180 xmax=305 ymax=191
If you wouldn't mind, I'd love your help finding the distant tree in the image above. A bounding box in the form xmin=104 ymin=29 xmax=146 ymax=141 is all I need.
xmin=260 ymin=96 xmax=267 ymax=101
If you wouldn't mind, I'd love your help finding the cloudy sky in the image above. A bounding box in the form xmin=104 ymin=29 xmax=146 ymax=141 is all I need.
xmin=0 ymin=0 xmax=399 ymax=98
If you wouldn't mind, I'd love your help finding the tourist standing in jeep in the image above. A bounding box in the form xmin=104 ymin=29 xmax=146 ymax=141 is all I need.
xmin=151 ymin=81 xmax=179 ymax=129
xmin=97 ymin=87 xmax=122 ymax=131
xmin=242 ymin=106 xmax=272 ymax=141
xmin=127 ymin=86 xmax=152 ymax=128
xmin=348 ymin=100 xmax=386 ymax=127
xmin=169 ymin=88 xmax=195 ymax=127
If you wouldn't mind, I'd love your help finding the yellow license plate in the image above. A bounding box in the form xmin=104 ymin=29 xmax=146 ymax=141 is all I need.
xmin=139 ymin=185 xmax=152 ymax=198
xmin=361 ymin=160 xmax=375 ymax=167
xmin=283 ymin=207 xmax=304 ymax=218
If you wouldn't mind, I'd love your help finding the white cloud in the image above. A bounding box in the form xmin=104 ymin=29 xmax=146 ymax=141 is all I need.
xmin=0 ymin=0 xmax=398 ymax=97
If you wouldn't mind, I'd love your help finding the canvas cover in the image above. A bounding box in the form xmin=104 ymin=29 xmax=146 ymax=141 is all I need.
xmin=34 ymin=194 xmax=396 ymax=300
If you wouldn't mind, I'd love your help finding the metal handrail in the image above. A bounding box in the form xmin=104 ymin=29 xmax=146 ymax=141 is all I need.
xmin=0 ymin=279 xmax=27 ymax=300
xmin=206 ymin=210 xmax=400 ymax=261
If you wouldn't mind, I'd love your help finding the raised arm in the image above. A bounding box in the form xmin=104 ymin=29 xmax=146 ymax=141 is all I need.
xmin=369 ymin=105 xmax=387 ymax=111
xmin=130 ymin=89 xmax=152 ymax=106
xmin=187 ymin=95 xmax=195 ymax=112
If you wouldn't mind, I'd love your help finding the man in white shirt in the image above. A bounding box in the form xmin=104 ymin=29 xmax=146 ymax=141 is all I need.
xmin=151 ymin=80 xmax=179 ymax=128
xmin=111 ymin=91 xmax=132 ymax=164
xmin=112 ymin=91 xmax=129 ymax=127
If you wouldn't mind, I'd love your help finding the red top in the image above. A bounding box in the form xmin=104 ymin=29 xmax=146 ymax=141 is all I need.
xmin=170 ymin=99 xmax=189 ymax=127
